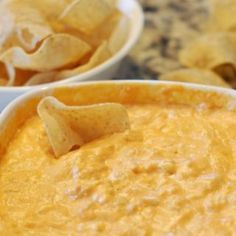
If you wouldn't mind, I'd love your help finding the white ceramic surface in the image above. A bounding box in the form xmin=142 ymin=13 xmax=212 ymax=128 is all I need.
xmin=0 ymin=0 xmax=144 ymax=111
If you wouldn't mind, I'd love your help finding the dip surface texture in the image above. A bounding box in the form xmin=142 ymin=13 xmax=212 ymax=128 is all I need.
xmin=1 ymin=103 xmax=236 ymax=235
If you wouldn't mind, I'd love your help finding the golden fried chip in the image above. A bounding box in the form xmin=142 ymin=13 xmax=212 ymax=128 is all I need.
xmin=0 ymin=33 xmax=91 ymax=71
xmin=4 ymin=63 xmax=15 ymax=86
xmin=58 ymin=41 xmax=111 ymax=79
xmin=26 ymin=41 xmax=112 ymax=85
xmin=26 ymin=13 xmax=129 ymax=84
xmin=0 ymin=61 xmax=36 ymax=86
xmin=104 ymin=0 xmax=117 ymax=8
xmin=179 ymin=33 xmax=236 ymax=70
xmin=109 ymin=15 xmax=129 ymax=54
xmin=59 ymin=0 xmax=113 ymax=34
xmin=52 ymin=15 xmax=129 ymax=81
xmin=24 ymin=16 xmax=129 ymax=84
xmin=7 ymin=0 xmax=70 ymax=18
xmin=24 ymin=71 xmax=57 ymax=86
xmin=0 ymin=62 xmax=19 ymax=86
xmin=207 ymin=0 xmax=236 ymax=32
xmin=160 ymin=68 xmax=231 ymax=88
xmin=37 ymin=97 xmax=130 ymax=157
xmin=0 ymin=1 xmax=53 ymax=52
xmin=62 ymin=11 xmax=122 ymax=48
xmin=14 ymin=69 xmax=36 ymax=86
xmin=0 ymin=63 xmax=10 ymax=86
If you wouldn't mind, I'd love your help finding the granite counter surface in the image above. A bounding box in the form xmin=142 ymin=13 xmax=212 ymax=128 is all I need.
xmin=114 ymin=0 xmax=209 ymax=80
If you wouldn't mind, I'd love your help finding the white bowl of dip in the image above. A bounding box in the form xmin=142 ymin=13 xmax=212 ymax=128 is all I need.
xmin=1 ymin=80 xmax=236 ymax=235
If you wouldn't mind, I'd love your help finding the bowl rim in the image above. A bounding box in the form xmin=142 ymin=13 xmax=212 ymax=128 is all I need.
xmin=0 ymin=0 xmax=144 ymax=92
xmin=1 ymin=80 xmax=236 ymax=124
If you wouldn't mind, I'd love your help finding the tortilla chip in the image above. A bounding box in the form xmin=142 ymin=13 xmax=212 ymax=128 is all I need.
xmin=14 ymin=69 xmax=36 ymax=86
xmin=0 ymin=33 xmax=91 ymax=71
xmin=0 ymin=63 xmax=24 ymax=87
xmin=207 ymin=0 xmax=236 ymax=32
xmin=60 ymin=11 xmax=122 ymax=49
xmin=0 ymin=61 xmax=36 ymax=86
xmin=0 ymin=1 xmax=53 ymax=52
xmin=7 ymin=0 xmax=70 ymax=18
xmin=160 ymin=68 xmax=231 ymax=88
xmin=58 ymin=41 xmax=111 ymax=79
xmin=108 ymin=14 xmax=130 ymax=54
xmin=179 ymin=33 xmax=236 ymax=70
xmin=0 ymin=62 xmax=18 ymax=86
xmin=26 ymin=41 xmax=112 ymax=84
xmin=104 ymin=0 xmax=117 ymax=8
xmin=24 ymin=19 xmax=128 ymax=84
xmin=37 ymin=96 xmax=130 ymax=157
xmin=25 ymin=71 xmax=57 ymax=86
xmin=5 ymin=63 xmax=15 ymax=86
xmin=0 ymin=63 xmax=9 ymax=86
xmin=59 ymin=0 xmax=113 ymax=34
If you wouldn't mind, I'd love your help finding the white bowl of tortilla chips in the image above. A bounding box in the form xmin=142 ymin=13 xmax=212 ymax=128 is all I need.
xmin=0 ymin=0 xmax=144 ymax=110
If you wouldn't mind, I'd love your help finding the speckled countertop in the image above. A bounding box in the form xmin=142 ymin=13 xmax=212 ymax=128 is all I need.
xmin=114 ymin=0 xmax=209 ymax=80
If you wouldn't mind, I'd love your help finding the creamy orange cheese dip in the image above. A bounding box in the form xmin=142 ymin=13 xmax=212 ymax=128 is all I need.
xmin=1 ymin=102 xmax=236 ymax=235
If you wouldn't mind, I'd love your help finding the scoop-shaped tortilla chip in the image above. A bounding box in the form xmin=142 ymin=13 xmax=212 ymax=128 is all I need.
xmin=61 ymin=11 xmax=122 ymax=49
xmin=179 ymin=33 xmax=236 ymax=70
xmin=37 ymin=97 xmax=130 ymax=157
xmin=108 ymin=14 xmax=129 ymax=54
xmin=0 ymin=33 xmax=91 ymax=71
xmin=0 ymin=63 xmax=10 ymax=86
xmin=26 ymin=15 xmax=129 ymax=85
xmin=0 ymin=62 xmax=15 ymax=86
xmin=7 ymin=0 xmax=71 ymax=18
xmin=4 ymin=63 xmax=15 ymax=86
xmin=59 ymin=0 xmax=113 ymax=34
xmin=13 ymin=69 xmax=36 ymax=86
xmin=58 ymin=41 xmax=111 ymax=79
xmin=0 ymin=1 xmax=53 ymax=52
xmin=104 ymin=0 xmax=117 ymax=8
xmin=25 ymin=41 xmax=111 ymax=85
xmin=160 ymin=68 xmax=231 ymax=88
xmin=24 ymin=71 xmax=57 ymax=86
xmin=0 ymin=62 xmax=35 ymax=86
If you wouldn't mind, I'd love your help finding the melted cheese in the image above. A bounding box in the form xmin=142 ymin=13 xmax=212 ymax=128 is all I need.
xmin=1 ymin=104 xmax=236 ymax=235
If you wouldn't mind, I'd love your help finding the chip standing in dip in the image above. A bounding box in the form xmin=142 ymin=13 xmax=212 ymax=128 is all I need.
xmin=1 ymin=81 xmax=236 ymax=235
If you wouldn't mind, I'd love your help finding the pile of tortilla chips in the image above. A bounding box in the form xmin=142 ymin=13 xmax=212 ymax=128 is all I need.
xmin=160 ymin=0 xmax=236 ymax=88
xmin=0 ymin=0 xmax=129 ymax=86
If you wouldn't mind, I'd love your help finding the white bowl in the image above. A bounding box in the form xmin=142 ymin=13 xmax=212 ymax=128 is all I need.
xmin=0 ymin=0 xmax=144 ymax=111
